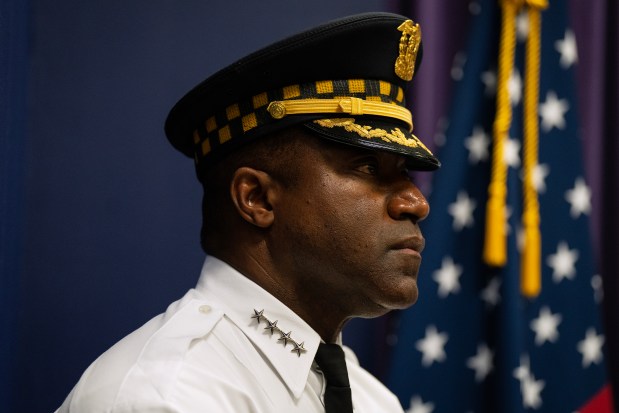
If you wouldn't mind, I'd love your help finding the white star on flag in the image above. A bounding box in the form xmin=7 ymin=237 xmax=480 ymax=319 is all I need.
xmin=406 ymin=396 xmax=435 ymax=413
xmin=577 ymin=328 xmax=605 ymax=368
xmin=565 ymin=177 xmax=592 ymax=218
xmin=447 ymin=191 xmax=476 ymax=231
xmin=508 ymin=69 xmax=523 ymax=105
xmin=513 ymin=355 xmax=545 ymax=410
xmin=433 ymin=256 xmax=463 ymax=298
xmin=513 ymin=355 xmax=531 ymax=381
xmin=504 ymin=137 xmax=521 ymax=168
xmin=516 ymin=11 xmax=529 ymax=41
xmin=546 ymin=241 xmax=579 ymax=283
xmin=464 ymin=126 xmax=490 ymax=164
xmin=532 ymin=163 xmax=550 ymax=193
xmin=480 ymin=277 xmax=501 ymax=307
xmin=592 ymin=274 xmax=604 ymax=303
xmin=555 ymin=29 xmax=578 ymax=68
xmin=522 ymin=373 xmax=546 ymax=409
xmin=416 ymin=325 xmax=449 ymax=367
xmin=481 ymin=70 xmax=497 ymax=95
xmin=530 ymin=306 xmax=562 ymax=346
xmin=539 ymin=90 xmax=570 ymax=132
xmin=466 ymin=343 xmax=494 ymax=382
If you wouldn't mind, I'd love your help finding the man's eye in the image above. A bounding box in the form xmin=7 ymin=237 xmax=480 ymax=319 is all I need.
xmin=356 ymin=163 xmax=378 ymax=175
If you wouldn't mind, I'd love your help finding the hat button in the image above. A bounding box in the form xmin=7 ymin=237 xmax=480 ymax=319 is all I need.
xmin=267 ymin=101 xmax=287 ymax=119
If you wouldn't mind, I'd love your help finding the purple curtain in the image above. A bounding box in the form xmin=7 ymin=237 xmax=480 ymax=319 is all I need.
xmin=397 ymin=0 xmax=619 ymax=403
xmin=571 ymin=0 xmax=619 ymax=403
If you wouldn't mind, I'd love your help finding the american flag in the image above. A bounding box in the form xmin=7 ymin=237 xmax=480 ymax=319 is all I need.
xmin=384 ymin=1 xmax=614 ymax=412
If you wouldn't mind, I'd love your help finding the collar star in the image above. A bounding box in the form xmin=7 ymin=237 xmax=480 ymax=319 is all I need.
xmin=251 ymin=309 xmax=265 ymax=322
xmin=291 ymin=341 xmax=306 ymax=357
xmin=251 ymin=309 xmax=308 ymax=357
xmin=264 ymin=319 xmax=278 ymax=335
xmin=278 ymin=331 xmax=293 ymax=346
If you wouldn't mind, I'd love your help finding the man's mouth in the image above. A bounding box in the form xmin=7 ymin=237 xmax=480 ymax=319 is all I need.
xmin=391 ymin=236 xmax=425 ymax=256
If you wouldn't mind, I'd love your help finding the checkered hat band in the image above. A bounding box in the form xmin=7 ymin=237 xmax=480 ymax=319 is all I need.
xmin=192 ymin=79 xmax=405 ymax=160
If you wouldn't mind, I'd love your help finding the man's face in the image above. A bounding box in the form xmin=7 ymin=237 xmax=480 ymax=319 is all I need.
xmin=270 ymin=133 xmax=430 ymax=319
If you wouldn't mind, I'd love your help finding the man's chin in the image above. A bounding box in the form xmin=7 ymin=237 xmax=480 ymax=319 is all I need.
xmin=378 ymin=287 xmax=419 ymax=313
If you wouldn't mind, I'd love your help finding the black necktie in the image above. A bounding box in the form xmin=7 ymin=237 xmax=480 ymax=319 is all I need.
xmin=314 ymin=343 xmax=353 ymax=413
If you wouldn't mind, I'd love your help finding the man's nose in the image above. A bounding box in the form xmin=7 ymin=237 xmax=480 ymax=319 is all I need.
xmin=387 ymin=181 xmax=430 ymax=222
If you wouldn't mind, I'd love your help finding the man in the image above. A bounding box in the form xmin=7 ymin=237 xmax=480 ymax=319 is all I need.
xmin=56 ymin=11 xmax=440 ymax=412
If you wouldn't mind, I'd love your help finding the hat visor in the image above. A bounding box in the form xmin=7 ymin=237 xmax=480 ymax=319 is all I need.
xmin=303 ymin=117 xmax=440 ymax=171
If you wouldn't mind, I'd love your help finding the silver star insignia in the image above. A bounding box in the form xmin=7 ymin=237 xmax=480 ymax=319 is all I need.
xmin=264 ymin=319 xmax=278 ymax=335
xmin=249 ymin=309 xmax=307 ymax=357
xmin=291 ymin=341 xmax=306 ymax=357
xmin=251 ymin=309 xmax=264 ymax=323
xmin=278 ymin=331 xmax=292 ymax=346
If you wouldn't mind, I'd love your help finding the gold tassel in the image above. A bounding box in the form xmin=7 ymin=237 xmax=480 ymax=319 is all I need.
xmin=521 ymin=0 xmax=548 ymax=297
xmin=484 ymin=0 xmax=547 ymax=298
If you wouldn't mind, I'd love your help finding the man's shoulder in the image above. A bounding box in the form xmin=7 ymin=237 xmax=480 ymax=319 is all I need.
xmin=57 ymin=289 xmax=226 ymax=412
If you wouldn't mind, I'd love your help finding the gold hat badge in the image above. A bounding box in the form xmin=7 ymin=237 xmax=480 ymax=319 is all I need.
xmin=395 ymin=20 xmax=421 ymax=81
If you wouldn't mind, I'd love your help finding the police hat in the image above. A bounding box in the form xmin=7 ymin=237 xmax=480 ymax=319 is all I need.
xmin=165 ymin=12 xmax=440 ymax=176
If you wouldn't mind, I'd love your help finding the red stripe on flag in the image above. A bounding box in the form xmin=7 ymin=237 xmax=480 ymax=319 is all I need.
xmin=579 ymin=385 xmax=614 ymax=413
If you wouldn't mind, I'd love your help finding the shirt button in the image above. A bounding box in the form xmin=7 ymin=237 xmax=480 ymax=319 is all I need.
xmin=199 ymin=305 xmax=211 ymax=314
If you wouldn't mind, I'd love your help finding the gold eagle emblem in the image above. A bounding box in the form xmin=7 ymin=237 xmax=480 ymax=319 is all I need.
xmin=395 ymin=20 xmax=421 ymax=81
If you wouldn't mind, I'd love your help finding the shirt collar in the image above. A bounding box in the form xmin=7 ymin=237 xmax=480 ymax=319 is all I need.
xmin=195 ymin=256 xmax=322 ymax=399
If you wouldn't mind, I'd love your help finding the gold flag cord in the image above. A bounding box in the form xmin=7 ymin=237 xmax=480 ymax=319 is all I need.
xmin=521 ymin=1 xmax=547 ymax=296
xmin=483 ymin=0 xmax=517 ymax=268
xmin=484 ymin=0 xmax=548 ymax=298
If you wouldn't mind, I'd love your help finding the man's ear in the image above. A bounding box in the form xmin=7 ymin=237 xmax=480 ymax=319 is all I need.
xmin=230 ymin=167 xmax=277 ymax=228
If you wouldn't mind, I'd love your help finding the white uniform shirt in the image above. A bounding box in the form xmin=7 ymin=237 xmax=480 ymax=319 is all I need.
xmin=56 ymin=256 xmax=405 ymax=412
